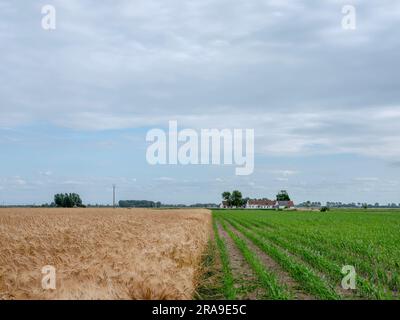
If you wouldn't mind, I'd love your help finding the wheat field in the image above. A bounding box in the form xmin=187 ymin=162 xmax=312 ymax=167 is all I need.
xmin=0 ymin=208 xmax=211 ymax=300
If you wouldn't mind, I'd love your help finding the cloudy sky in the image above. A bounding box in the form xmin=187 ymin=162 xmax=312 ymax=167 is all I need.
xmin=1 ymin=0 xmax=399 ymax=205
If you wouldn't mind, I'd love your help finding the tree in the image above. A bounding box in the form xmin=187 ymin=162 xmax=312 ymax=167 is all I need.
xmin=222 ymin=191 xmax=231 ymax=207
xmin=221 ymin=191 xmax=246 ymax=208
xmin=54 ymin=193 xmax=84 ymax=208
xmin=54 ymin=194 xmax=63 ymax=207
xmin=362 ymin=203 xmax=368 ymax=209
xmin=231 ymin=190 xmax=243 ymax=207
xmin=222 ymin=191 xmax=231 ymax=201
xmin=276 ymin=190 xmax=290 ymax=201
xmin=69 ymin=193 xmax=82 ymax=207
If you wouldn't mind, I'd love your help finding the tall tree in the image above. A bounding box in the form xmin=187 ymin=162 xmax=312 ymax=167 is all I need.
xmin=276 ymin=190 xmax=290 ymax=201
xmin=231 ymin=190 xmax=243 ymax=207
xmin=54 ymin=194 xmax=64 ymax=207
xmin=221 ymin=191 xmax=231 ymax=206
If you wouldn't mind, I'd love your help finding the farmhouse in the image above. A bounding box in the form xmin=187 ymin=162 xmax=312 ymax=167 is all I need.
xmin=220 ymin=201 xmax=229 ymax=209
xmin=246 ymin=199 xmax=276 ymax=209
xmin=245 ymin=199 xmax=295 ymax=209
xmin=276 ymin=200 xmax=295 ymax=209
xmin=219 ymin=190 xmax=295 ymax=209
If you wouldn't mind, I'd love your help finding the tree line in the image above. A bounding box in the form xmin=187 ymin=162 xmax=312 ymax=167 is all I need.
xmin=118 ymin=200 xmax=219 ymax=208
xmin=119 ymin=200 xmax=162 ymax=208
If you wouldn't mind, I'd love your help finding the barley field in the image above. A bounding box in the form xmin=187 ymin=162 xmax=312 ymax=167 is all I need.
xmin=0 ymin=208 xmax=211 ymax=300
xmin=211 ymin=209 xmax=400 ymax=300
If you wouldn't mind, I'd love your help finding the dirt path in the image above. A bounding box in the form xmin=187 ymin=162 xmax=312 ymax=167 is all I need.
xmin=216 ymin=223 xmax=265 ymax=299
xmin=225 ymin=221 xmax=314 ymax=300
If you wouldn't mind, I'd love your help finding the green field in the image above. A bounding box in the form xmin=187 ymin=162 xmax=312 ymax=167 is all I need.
xmin=205 ymin=209 xmax=400 ymax=300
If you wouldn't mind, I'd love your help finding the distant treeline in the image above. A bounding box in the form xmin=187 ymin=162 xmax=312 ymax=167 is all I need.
xmin=162 ymin=203 xmax=219 ymax=208
xmin=0 ymin=202 xmax=218 ymax=208
xmin=297 ymin=201 xmax=400 ymax=208
xmin=118 ymin=200 xmax=218 ymax=208
xmin=119 ymin=200 xmax=161 ymax=208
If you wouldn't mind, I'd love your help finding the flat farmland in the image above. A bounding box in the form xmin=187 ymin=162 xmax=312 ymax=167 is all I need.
xmin=212 ymin=209 xmax=400 ymax=300
xmin=0 ymin=208 xmax=211 ymax=300
xmin=2 ymin=207 xmax=399 ymax=300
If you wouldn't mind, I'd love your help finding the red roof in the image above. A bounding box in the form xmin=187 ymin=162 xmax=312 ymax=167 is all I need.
xmin=248 ymin=199 xmax=276 ymax=206
xmin=277 ymin=200 xmax=295 ymax=207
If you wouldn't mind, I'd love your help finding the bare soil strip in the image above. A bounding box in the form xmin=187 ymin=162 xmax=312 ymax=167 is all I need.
xmin=225 ymin=220 xmax=314 ymax=300
xmin=216 ymin=223 xmax=265 ymax=299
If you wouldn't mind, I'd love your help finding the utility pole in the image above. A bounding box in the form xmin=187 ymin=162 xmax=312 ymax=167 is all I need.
xmin=113 ymin=184 xmax=116 ymax=208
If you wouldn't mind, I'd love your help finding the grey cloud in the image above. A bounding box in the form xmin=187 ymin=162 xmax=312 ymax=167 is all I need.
xmin=1 ymin=0 xmax=400 ymax=160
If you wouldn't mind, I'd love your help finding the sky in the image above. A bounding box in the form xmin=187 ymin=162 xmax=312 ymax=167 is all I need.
xmin=0 ymin=0 xmax=400 ymax=205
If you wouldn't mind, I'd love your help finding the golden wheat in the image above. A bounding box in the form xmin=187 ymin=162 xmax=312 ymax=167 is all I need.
xmin=0 ymin=208 xmax=211 ymax=300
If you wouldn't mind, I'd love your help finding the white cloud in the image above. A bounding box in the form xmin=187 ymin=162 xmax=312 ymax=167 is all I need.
xmin=61 ymin=180 xmax=85 ymax=185
xmin=39 ymin=171 xmax=53 ymax=176
xmin=14 ymin=177 xmax=26 ymax=186
xmin=1 ymin=1 xmax=400 ymax=204
xmin=154 ymin=177 xmax=174 ymax=181
xmin=270 ymin=170 xmax=299 ymax=176
xmin=354 ymin=177 xmax=379 ymax=182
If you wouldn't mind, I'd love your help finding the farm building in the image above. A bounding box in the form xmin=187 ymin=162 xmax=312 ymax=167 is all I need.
xmin=220 ymin=201 xmax=229 ymax=209
xmin=276 ymin=200 xmax=295 ymax=209
xmin=245 ymin=199 xmax=294 ymax=209
xmin=219 ymin=198 xmax=295 ymax=209
xmin=246 ymin=199 xmax=276 ymax=209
